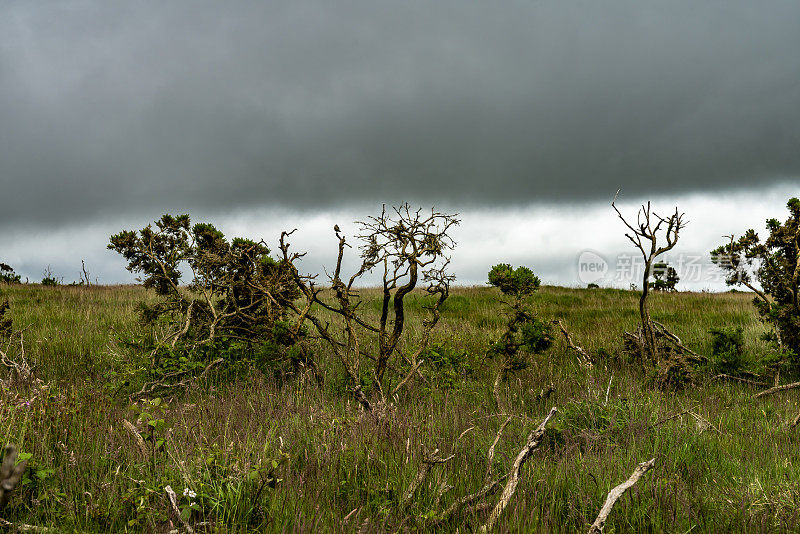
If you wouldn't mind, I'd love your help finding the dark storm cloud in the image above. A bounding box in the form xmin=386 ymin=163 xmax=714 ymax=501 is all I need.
xmin=1 ymin=0 xmax=799 ymax=229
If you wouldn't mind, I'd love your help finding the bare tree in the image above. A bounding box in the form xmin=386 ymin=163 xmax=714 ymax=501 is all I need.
xmin=280 ymin=204 xmax=458 ymax=406
xmin=612 ymin=192 xmax=687 ymax=361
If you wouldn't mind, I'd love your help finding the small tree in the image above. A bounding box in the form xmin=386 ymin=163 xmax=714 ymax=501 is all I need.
xmin=711 ymin=197 xmax=800 ymax=364
xmin=612 ymin=193 xmax=687 ymax=362
xmin=649 ymin=261 xmax=679 ymax=292
xmin=280 ymin=204 xmax=458 ymax=409
xmin=0 ymin=263 xmax=21 ymax=285
xmin=41 ymin=265 xmax=60 ymax=286
xmin=109 ymin=214 xmax=304 ymax=394
xmin=486 ymin=264 xmax=552 ymax=405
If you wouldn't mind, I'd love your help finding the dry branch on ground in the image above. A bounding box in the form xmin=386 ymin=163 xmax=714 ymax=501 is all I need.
xmin=588 ymin=458 xmax=656 ymax=534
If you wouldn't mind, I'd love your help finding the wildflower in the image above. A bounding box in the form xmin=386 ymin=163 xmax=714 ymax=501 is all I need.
xmin=183 ymin=487 xmax=197 ymax=499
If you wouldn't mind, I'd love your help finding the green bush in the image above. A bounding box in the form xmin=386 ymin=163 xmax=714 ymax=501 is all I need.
xmin=709 ymin=326 xmax=745 ymax=375
xmin=418 ymin=343 xmax=473 ymax=390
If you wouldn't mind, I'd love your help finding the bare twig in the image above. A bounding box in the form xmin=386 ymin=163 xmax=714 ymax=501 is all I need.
xmin=588 ymin=458 xmax=656 ymax=534
xmin=649 ymin=404 xmax=700 ymax=429
xmin=0 ymin=518 xmax=56 ymax=532
xmin=753 ymin=380 xmax=800 ymax=399
xmin=712 ymin=374 xmax=769 ymax=387
xmin=482 ymin=407 xmax=558 ymax=532
xmin=485 ymin=416 xmax=513 ymax=482
xmin=400 ymin=448 xmax=456 ymax=507
xmin=555 ymin=319 xmax=593 ymax=367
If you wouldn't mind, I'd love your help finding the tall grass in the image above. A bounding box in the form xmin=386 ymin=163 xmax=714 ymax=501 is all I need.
xmin=1 ymin=283 xmax=798 ymax=532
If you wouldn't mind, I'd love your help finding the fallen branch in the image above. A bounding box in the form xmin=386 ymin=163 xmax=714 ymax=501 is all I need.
xmin=164 ymin=485 xmax=194 ymax=534
xmin=753 ymin=380 xmax=800 ymax=400
xmin=122 ymin=419 xmax=149 ymax=456
xmin=649 ymin=405 xmax=700 ymax=429
xmin=400 ymin=448 xmax=455 ymax=507
xmin=555 ymin=320 xmax=593 ymax=367
xmin=132 ymin=358 xmax=224 ymax=399
xmin=0 ymin=444 xmax=28 ymax=511
xmin=433 ymin=474 xmax=509 ymax=526
xmin=652 ymin=321 xmax=705 ymax=362
xmin=712 ymin=374 xmax=769 ymax=387
xmin=482 ymin=407 xmax=557 ymax=532
xmin=588 ymin=458 xmax=656 ymax=534
xmin=485 ymin=416 xmax=513 ymax=482
xmin=0 ymin=518 xmax=56 ymax=532
xmin=789 ymin=411 xmax=800 ymax=429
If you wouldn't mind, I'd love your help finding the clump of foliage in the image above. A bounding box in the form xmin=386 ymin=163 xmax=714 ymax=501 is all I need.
xmin=0 ymin=263 xmax=21 ymax=285
xmin=108 ymin=214 xmax=306 ymax=394
xmin=487 ymin=264 xmax=553 ymax=403
xmin=40 ymin=266 xmax=60 ymax=286
xmin=418 ymin=343 xmax=473 ymax=390
xmin=0 ymin=299 xmax=11 ymax=340
xmin=649 ymin=261 xmax=679 ymax=292
xmin=708 ymin=326 xmax=746 ymax=375
xmin=711 ymin=198 xmax=800 ymax=368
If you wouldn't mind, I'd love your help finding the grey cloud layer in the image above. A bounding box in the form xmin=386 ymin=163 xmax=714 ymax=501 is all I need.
xmin=1 ymin=0 xmax=799 ymax=229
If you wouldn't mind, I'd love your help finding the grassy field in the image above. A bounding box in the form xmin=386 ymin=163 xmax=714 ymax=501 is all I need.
xmin=1 ymin=283 xmax=799 ymax=532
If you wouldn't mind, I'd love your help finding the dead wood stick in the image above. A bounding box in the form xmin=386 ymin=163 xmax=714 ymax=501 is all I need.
xmin=555 ymin=320 xmax=592 ymax=367
xmin=400 ymin=449 xmax=455 ymax=507
xmin=433 ymin=474 xmax=509 ymax=526
xmin=712 ymin=374 xmax=769 ymax=387
xmin=753 ymin=380 xmax=800 ymax=399
xmin=164 ymin=485 xmax=194 ymax=533
xmin=652 ymin=321 xmax=705 ymax=361
xmin=789 ymin=411 xmax=800 ymax=429
xmin=0 ymin=518 xmax=56 ymax=532
xmin=485 ymin=416 xmax=513 ymax=482
xmin=588 ymin=458 xmax=656 ymax=534
xmin=391 ymin=359 xmax=425 ymax=397
xmin=649 ymin=405 xmax=700 ymax=429
xmin=122 ymin=420 xmax=149 ymax=456
xmin=481 ymin=407 xmax=557 ymax=532
xmin=0 ymin=444 xmax=28 ymax=511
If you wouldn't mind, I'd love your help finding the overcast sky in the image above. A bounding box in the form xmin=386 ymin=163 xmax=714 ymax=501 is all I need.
xmin=1 ymin=1 xmax=798 ymax=288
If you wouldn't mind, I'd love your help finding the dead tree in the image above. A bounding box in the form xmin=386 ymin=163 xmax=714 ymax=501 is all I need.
xmin=280 ymin=204 xmax=458 ymax=406
xmin=612 ymin=192 xmax=687 ymax=362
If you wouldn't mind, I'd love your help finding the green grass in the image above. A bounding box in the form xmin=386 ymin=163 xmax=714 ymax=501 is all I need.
xmin=1 ymin=283 xmax=799 ymax=532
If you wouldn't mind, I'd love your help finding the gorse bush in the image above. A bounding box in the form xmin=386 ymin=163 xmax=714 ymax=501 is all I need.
xmin=708 ymin=326 xmax=745 ymax=375
xmin=649 ymin=261 xmax=679 ymax=292
xmin=487 ymin=264 xmax=553 ymax=399
xmin=0 ymin=263 xmax=21 ymax=285
xmin=712 ymin=197 xmax=800 ymax=368
xmin=108 ymin=214 xmax=307 ymax=393
xmin=418 ymin=343 xmax=473 ymax=390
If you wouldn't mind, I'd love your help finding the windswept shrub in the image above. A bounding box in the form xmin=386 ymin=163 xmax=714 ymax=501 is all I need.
xmin=0 ymin=263 xmax=21 ymax=284
xmin=487 ymin=264 xmax=553 ymax=399
xmin=40 ymin=265 xmax=60 ymax=286
xmin=712 ymin=198 xmax=800 ymax=367
xmin=108 ymin=214 xmax=308 ymax=393
xmin=649 ymin=261 xmax=679 ymax=292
